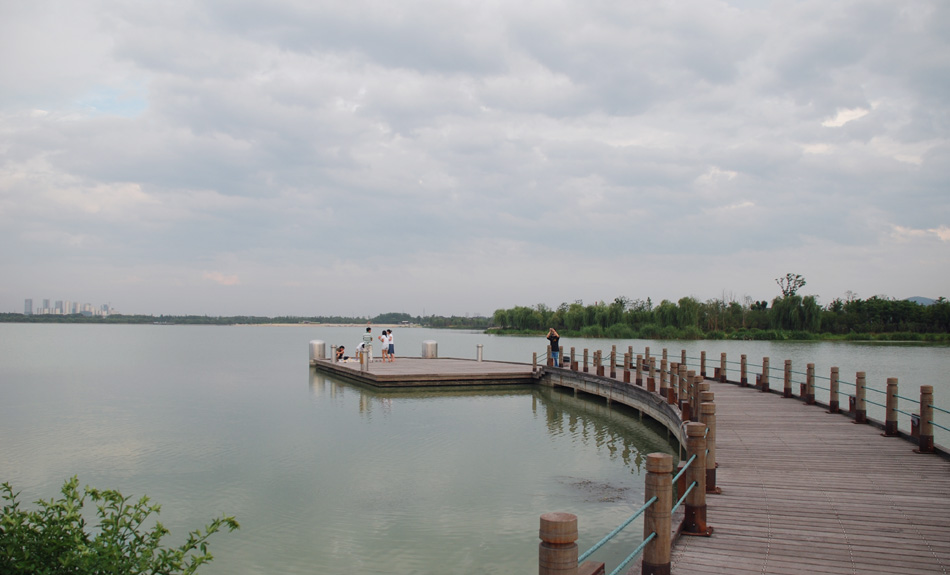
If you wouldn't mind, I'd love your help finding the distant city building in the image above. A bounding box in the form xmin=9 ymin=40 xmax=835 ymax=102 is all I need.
xmin=23 ymin=296 xmax=115 ymax=316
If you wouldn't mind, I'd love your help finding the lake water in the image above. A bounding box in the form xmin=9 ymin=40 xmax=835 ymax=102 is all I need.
xmin=1 ymin=324 xmax=947 ymax=574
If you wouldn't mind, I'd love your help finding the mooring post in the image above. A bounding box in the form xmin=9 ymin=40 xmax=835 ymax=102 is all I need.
xmin=885 ymin=377 xmax=899 ymax=436
xmin=916 ymin=385 xmax=935 ymax=453
xmin=761 ymin=357 xmax=770 ymax=392
xmin=805 ymin=363 xmax=816 ymax=405
xmin=647 ymin=358 xmax=657 ymax=392
xmin=642 ymin=453 xmax=673 ymax=575
xmin=583 ymin=349 xmax=589 ymax=373
xmin=700 ymin=351 xmax=706 ymax=378
xmin=682 ymin=422 xmax=712 ymax=536
xmin=740 ymin=354 xmax=748 ymax=386
xmin=699 ymin=392 xmax=718 ymax=494
xmin=539 ymin=512 xmax=579 ymax=575
xmin=610 ymin=346 xmax=617 ymax=379
xmin=719 ymin=352 xmax=727 ymax=383
xmin=636 ymin=355 xmax=644 ymax=386
xmin=854 ymin=371 xmax=867 ymax=423
xmin=784 ymin=360 xmax=792 ymax=398
xmin=829 ymin=367 xmax=840 ymax=413
xmin=659 ymin=359 xmax=668 ymax=398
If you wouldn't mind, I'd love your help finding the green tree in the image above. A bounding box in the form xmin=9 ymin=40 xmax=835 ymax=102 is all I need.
xmin=0 ymin=477 xmax=238 ymax=575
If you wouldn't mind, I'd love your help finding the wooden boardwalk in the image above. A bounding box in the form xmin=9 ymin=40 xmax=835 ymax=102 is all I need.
xmin=312 ymin=357 xmax=539 ymax=387
xmin=670 ymin=379 xmax=950 ymax=575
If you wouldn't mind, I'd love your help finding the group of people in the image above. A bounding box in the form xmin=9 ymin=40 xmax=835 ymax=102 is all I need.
xmin=335 ymin=326 xmax=395 ymax=363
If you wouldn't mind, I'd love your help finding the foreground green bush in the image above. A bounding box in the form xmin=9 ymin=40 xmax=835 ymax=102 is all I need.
xmin=0 ymin=477 xmax=238 ymax=575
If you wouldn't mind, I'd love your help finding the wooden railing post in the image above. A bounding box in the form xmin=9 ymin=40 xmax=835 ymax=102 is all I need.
xmin=533 ymin=352 xmax=538 ymax=374
xmin=623 ymin=352 xmax=631 ymax=383
xmin=885 ymin=377 xmax=899 ymax=436
xmin=719 ymin=352 xmax=727 ymax=382
xmin=829 ymin=367 xmax=840 ymax=413
xmin=636 ymin=355 xmax=644 ymax=386
xmin=854 ymin=371 xmax=867 ymax=423
xmin=539 ymin=512 xmax=578 ymax=575
xmin=571 ymin=347 xmax=577 ymax=371
xmin=669 ymin=363 xmax=679 ymax=405
xmin=547 ymin=345 xmax=553 ymax=367
xmin=682 ymin=422 xmax=712 ymax=536
xmin=659 ymin=359 xmax=669 ymax=399
xmin=610 ymin=346 xmax=617 ymax=379
xmin=700 ymin=351 xmax=707 ymax=378
xmin=662 ymin=348 xmax=668 ymax=362
xmin=583 ymin=349 xmax=589 ymax=373
xmin=761 ymin=357 xmax=770 ymax=392
xmin=699 ymin=392 xmax=719 ymax=494
xmin=642 ymin=453 xmax=673 ymax=575
xmin=681 ymin=349 xmax=687 ymax=367
xmin=648 ymin=358 xmax=657 ymax=392
xmin=682 ymin=370 xmax=696 ymax=421
xmin=805 ymin=363 xmax=816 ymax=405
xmin=740 ymin=354 xmax=748 ymax=386
xmin=784 ymin=359 xmax=792 ymax=398
xmin=596 ymin=351 xmax=604 ymax=377
xmin=917 ymin=385 xmax=935 ymax=453
xmin=678 ymin=364 xmax=688 ymax=410
xmin=645 ymin=346 xmax=651 ymax=366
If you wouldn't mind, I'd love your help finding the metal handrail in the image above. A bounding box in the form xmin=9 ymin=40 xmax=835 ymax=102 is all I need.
xmin=608 ymin=531 xmax=656 ymax=575
xmin=578 ymin=496 xmax=657 ymax=563
xmin=672 ymin=481 xmax=697 ymax=514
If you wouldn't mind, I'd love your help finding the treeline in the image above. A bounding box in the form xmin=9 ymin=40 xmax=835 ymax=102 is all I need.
xmin=0 ymin=311 xmax=492 ymax=329
xmin=489 ymin=295 xmax=950 ymax=341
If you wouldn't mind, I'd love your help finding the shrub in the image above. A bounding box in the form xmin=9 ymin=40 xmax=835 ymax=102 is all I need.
xmin=0 ymin=477 xmax=238 ymax=575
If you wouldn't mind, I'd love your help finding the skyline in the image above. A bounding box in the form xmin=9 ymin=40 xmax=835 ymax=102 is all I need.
xmin=2 ymin=1 xmax=948 ymax=317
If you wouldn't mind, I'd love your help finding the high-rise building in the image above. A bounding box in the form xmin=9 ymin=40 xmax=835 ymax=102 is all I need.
xmin=24 ymin=299 xmax=32 ymax=315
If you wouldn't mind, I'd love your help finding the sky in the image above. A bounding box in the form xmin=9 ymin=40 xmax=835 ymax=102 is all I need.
xmin=1 ymin=0 xmax=948 ymax=317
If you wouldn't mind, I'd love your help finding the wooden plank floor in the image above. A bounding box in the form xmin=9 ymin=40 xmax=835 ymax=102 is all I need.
xmin=670 ymin=380 xmax=950 ymax=574
xmin=312 ymin=357 xmax=539 ymax=387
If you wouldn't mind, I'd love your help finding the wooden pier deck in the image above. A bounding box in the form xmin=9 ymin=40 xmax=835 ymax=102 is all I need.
xmin=312 ymin=357 xmax=539 ymax=387
xmin=670 ymin=379 xmax=950 ymax=575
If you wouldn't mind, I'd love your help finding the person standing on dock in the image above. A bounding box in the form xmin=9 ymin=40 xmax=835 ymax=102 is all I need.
xmin=378 ymin=330 xmax=389 ymax=361
xmin=362 ymin=327 xmax=374 ymax=362
xmin=547 ymin=328 xmax=560 ymax=367
xmin=386 ymin=329 xmax=395 ymax=362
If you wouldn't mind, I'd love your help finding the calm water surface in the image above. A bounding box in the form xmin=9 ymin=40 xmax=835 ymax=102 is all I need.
xmin=1 ymin=324 xmax=947 ymax=574
xmin=1 ymin=324 xmax=675 ymax=574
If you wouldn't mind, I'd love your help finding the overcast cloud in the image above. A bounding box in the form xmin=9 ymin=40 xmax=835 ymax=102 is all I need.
xmin=1 ymin=0 xmax=948 ymax=317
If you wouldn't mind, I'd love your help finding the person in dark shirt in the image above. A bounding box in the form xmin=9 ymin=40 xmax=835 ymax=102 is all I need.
xmin=546 ymin=328 xmax=561 ymax=367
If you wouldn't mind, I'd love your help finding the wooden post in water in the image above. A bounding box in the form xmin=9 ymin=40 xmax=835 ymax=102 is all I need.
xmin=885 ymin=377 xmax=899 ymax=436
xmin=647 ymin=358 xmax=657 ymax=392
xmin=917 ymin=385 xmax=935 ymax=453
xmin=636 ymin=355 xmax=644 ymax=386
xmin=700 ymin=351 xmax=706 ymax=378
xmin=761 ymin=357 xmax=770 ymax=392
xmin=682 ymin=370 xmax=696 ymax=421
xmin=829 ymin=367 xmax=840 ymax=413
xmin=719 ymin=352 xmax=727 ymax=383
xmin=610 ymin=346 xmax=617 ymax=379
xmin=783 ymin=360 xmax=792 ymax=398
xmin=740 ymin=354 xmax=748 ymax=386
xmin=805 ymin=363 xmax=815 ymax=405
xmin=854 ymin=371 xmax=867 ymax=423
xmin=699 ymin=392 xmax=718 ymax=494
xmin=659 ymin=359 xmax=669 ymax=399
xmin=539 ymin=512 xmax=579 ymax=575
xmin=642 ymin=453 xmax=673 ymax=575
xmin=682 ymin=422 xmax=712 ymax=536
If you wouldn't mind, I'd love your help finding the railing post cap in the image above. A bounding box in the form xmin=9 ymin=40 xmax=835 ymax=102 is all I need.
xmin=701 ymin=402 xmax=716 ymax=414
xmin=646 ymin=452 xmax=674 ymax=473
xmin=887 ymin=377 xmax=898 ymax=385
xmin=686 ymin=422 xmax=706 ymax=436
xmin=921 ymin=385 xmax=933 ymax=394
xmin=539 ymin=512 xmax=578 ymax=544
